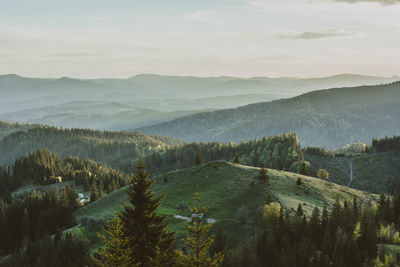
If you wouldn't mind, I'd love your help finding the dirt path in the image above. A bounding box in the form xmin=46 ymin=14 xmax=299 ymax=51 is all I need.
xmin=173 ymin=214 xmax=217 ymax=224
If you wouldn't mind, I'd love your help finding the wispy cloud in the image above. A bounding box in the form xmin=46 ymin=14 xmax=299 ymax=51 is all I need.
xmin=333 ymin=0 xmax=400 ymax=5
xmin=280 ymin=31 xmax=354 ymax=40
xmin=52 ymin=52 xmax=109 ymax=58
xmin=185 ymin=11 xmax=220 ymax=24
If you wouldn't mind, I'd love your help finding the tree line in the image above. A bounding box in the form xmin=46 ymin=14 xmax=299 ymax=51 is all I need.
xmin=372 ymin=135 xmax=400 ymax=153
xmin=0 ymin=149 xmax=131 ymax=202
xmin=0 ymin=126 xmax=178 ymax=167
xmin=0 ymin=185 xmax=79 ymax=256
xmin=132 ymin=133 xmax=304 ymax=175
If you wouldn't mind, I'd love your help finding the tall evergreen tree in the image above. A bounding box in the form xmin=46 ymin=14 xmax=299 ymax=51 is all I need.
xmin=257 ymin=165 xmax=269 ymax=183
xmin=119 ymin=160 xmax=175 ymax=266
xmin=174 ymin=193 xmax=224 ymax=267
xmin=92 ymin=216 xmax=135 ymax=267
xmin=299 ymin=162 xmax=308 ymax=175
xmin=194 ymin=149 xmax=204 ymax=166
xmin=90 ymin=183 xmax=99 ymax=203
xmin=232 ymin=153 xmax=240 ymax=164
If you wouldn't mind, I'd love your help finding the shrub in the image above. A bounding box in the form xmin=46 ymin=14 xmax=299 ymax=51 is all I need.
xmin=296 ymin=177 xmax=303 ymax=186
xmin=317 ymin=169 xmax=329 ymax=180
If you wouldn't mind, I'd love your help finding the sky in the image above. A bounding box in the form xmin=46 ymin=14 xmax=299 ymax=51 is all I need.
xmin=0 ymin=0 xmax=400 ymax=78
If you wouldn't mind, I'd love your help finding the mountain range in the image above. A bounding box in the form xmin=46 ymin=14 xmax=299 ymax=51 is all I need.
xmin=139 ymin=81 xmax=400 ymax=148
xmin=1 ymin=73 xmax=398 ymax=133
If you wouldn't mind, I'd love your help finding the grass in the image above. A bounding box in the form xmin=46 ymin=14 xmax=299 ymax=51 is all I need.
xmin=305 ymin=152 xmax=400 ymax=193
xmin=74 ymin=161 xmax=378 ymax=247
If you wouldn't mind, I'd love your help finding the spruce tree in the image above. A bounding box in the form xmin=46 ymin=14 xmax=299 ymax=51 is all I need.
xmin=174 ymin=193 xmax=224 ymax=267
xmin=295 ymin=203 xmax=304 ymax=217
xmin=92 ymin=217 xmax=135 ymax=267
xmin=257 ymin=165 xmax=269 ymax=183
xmin=232 ymin=153 xmax=240 ymax=164
xmin=310 ymin=206 xmax=321 ymax=245
xmin=299 ymin=162 xmax=308 ymax=175
xmin=119 ymin=160 xmax=175 ymax=266
xmin=194 ymin=149 xmax=204 ymax=166
xmin=90 ymin=183 xmax=99 ymax=203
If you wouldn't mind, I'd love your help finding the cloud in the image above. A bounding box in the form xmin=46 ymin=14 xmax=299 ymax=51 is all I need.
xmin=245 ymin=0 xmax=400 ymax=6
xmin=280 ymin=31 xmax=354 ymax=40
xmin=333 ymin=0 xmax=400 ymax=5
xmin=185 ymin=11 xmax=220 ymax=24
xmin=52 ymin=52 xmax=109 ymax=58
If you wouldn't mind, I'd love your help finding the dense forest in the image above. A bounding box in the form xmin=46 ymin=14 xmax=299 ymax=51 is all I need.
xmin=0 ymin=126 xmax=304 ymax=176
xmin=0 ymin=186 xmax=79 ymax=256
xmin=0 ymin=120 xmax=35 ymax=140
xmin=372 ymin=136 xmax=400 ymax=153
xmin=0 ymin=125 xmax=182 ymax=167
xmin=137 ymin=133 xmax=303 ymax=175
xmin=139 ymin=82 xmax=400 ymax=149
xmin=0 ymin=149 xmax=131 ymax=201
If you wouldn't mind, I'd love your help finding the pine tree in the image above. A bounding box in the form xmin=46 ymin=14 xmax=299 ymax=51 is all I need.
xmin=232 ymin=153 xmax=240 ymax=164
xmin=299 ymin=162 xmax=308 ymax=175
xmin=257 ymin=165 xmax=269 ymax=183
xmin=210 ymin=224 xmax=226 ymax=256
xmin=310 ymin=206 xmax=321 ymax=245
xmin=296 ymin=177 xmax=303 ymax=186
xmin=194 ymin=149 xmax=204 ymax=166
xmin=90 ymin=183 xmax=99 ymax=203
xmin=119 ymin=160 xmax=175 ymax=266
xmin=174 ymin=193 xmax=224 ymax=267
xmin=295 ymin=203 xmax=304 ymax=217
xmin=92 ymin=217 xmax=135 ymax=267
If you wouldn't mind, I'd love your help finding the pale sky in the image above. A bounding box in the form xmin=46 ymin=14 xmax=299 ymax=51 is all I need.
xmin=1 ymin=0 xmax=400 ymax=78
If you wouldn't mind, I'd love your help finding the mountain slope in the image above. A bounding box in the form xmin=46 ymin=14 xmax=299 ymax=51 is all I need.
xmin=74 ymin=161 xmax=377 ymax=242
xmin=139 ymin=82 xmax=400 ymax=148
xmin=0 ymin=125 xmax=183 ymax=167
xmin=0 ymin=120 xmax=35 ymax=140
xmin=305 ymin=152 xmax=400 ymax=194
xmin=0 ymin=103 xmax=206 ymax=131
xmin=1 ymin=73 xmax=398 ymax=114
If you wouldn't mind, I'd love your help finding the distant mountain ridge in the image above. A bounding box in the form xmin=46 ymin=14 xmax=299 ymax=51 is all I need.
xmin=1 ymin=73 xmax=398 ymax=133
xmin=138 ymin=81 xmax=400 ymax=149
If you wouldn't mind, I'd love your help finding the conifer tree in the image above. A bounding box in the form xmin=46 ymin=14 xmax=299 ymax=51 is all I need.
xmin=299 ymin=162 xmax=308 ymax=175
xmin=92 ymin=217 xmax=135 ymax=267
xmin=295 ymin=203 xmax=304 ymax=217
xmin=310 ymin=206 xmax=321 ymax=245
xmin=90 ymin=183 xmax=99 ymax=203
xmin=232 ymin=153 xmax=240 ymax=164
xmin=174 ymin=193 xmax=224 ymax=267
xmin=257 ymin=165 xmax=269 ymax=183
xmin=194 ymin=149 xmax=204 ymax=166
xmin=119 ymin=160 xmax=175 ymax=266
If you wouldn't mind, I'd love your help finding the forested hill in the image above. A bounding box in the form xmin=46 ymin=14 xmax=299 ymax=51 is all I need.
xmin=0 ymin=120 xmax=35 ymax=140
xmin=0 ymin=126 xmax=183 ymax=167
xmin=139 ymin=81 xmax=400 ymax=149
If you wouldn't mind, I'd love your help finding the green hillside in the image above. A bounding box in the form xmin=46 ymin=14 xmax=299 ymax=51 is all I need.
xmin=305 ymin=152 xmax=400 ymax=193
xmin=74 ymin=161 xmax=378 ymax=243
xmin=0 ymin=126 xmax=183 ymax=167
xmin=139 ymin=81 xmax=400 ymax=149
